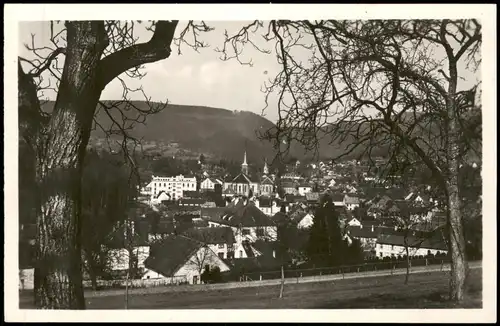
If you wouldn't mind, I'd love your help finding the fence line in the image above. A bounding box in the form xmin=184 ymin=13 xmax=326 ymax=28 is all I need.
xmin=240 ymin=257 xmax=452 ymax=282
xmin=81 ymin=275 xmax=188 ymax=289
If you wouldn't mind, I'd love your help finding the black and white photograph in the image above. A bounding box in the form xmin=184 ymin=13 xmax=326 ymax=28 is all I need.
xmin=4 ymin=3 xmax=496 ymax=323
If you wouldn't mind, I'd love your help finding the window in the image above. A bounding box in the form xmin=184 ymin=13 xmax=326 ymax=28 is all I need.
xmin=379 ymin=252 xmax=383 ymax=258
xmin=239 ymin=250 xmax=243 ymax=258
xmin=218 ymin=244 xmax=225 ymax=249
xmin=391 ymin=245 xmax=394 ymax=250
xmin=218 ymin=252 xmax=224 ymax=259
xmin=256 ymin=228 xmax=264 ymax=236
xmin=242 ymin=229 xmax=250 ymax=235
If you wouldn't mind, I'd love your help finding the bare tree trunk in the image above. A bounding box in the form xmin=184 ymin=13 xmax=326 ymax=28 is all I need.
xmin=125 ymin=268 xmax=129 ymax=309
xmin=447 ymin=183 xmax=468 ymax=301
xmin=86 ymin=253 xmax=98 ymax=291
xmin=279 ymin=265 xmax=285 ymax=299
xmin=405 ymin=246 xmax=410 ymax=285
xmin=31 ymin=21 xmax=108 ymax=309
xmin=445 ymin=56 xmax=469 ymax=302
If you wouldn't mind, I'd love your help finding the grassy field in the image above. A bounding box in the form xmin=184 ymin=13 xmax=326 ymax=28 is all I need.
xmin=20 ymin=269 xmax=482 ymax=309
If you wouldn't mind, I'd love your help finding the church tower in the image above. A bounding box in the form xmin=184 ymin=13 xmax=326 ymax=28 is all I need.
xmin=241 ymin=150 xmax=249 ymax=175
xmin=263 ymin=158 xmax=269 ymax=175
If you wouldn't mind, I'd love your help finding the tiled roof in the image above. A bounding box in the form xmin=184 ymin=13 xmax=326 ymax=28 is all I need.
xmin=305 ymin=192 xmax=320 ymax=202
xmin=271 ymin=212 xmax=290 ymax=225
xmin=376 ymin=230 xmax=448 ymax=251
xmin=290 ymin=211 xmax=309 ymax=224
xmin=201 ymin=207 xmax=229 ymax=220
xmin=215 ymin=203 xmax=276 ymax=227
xmin=252 ymin=240 xmax=281 ymax=257
xmin=179 ymin=198 xmax=206 ymax=205
xmin=346 ymin=225 xmax=400 ymax=239
xmin=284 ymin=194 xmax=306 ymax=203
xmin=331 ymin=193 xmax=345 ymax=202
xmin=281 ymin=180 xmax=297 ymax=188
xmin=344 ymin=195 xmax=360 ymax=205
xmin=182 ymin=226 xmax=236 ymax=245
xmin=260 ymin=176 xmax=274 ymax=185
xmin=231 ymin=173 xmax=255 ymax=184
xmin=145 ymin=235 xmax=204 ymax=277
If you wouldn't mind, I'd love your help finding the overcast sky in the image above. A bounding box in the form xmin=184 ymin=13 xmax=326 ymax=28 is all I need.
xmin=18 ymin=20 xmax=480 ymax=123
xmin=19 ymin=21 xmax=289 ymax=122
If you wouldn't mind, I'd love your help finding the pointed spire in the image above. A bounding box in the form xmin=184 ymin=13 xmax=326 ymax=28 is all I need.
xmin=241 ymin=147 xmax=249 ymax=175
xmin=263 ymin=157 xmax=269 ymax=175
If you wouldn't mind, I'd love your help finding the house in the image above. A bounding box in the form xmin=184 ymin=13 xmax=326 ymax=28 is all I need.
xmin=305 ymin=192 xmax=320 ymax=206
xmin=281 ymin=180 xmax=298 ymax=195
xmin=344 ymin=223 xmax=398 ymax=258
xmin=182 ymin=226 xmax=237 ymax=260
xmin=345 ymin=184 xmax=358 ymax=194
xmin=201 ymin=207 xmax=230 ymax=220
xmin=292 ymin=211 xmax=314 ymax=229
xmin=200 ymin=177 xmax=223 ymax=192
xmin=206 ymin=198 xmax=278 ymax=256
xmin=143 ymin=235 xmax=230 ymax=284
xmin=259 ymin=175 xmax=275 ymax=196
xmin=343 ymin=194 xmax=360 ymax=211
xmin=405 ymin=190 xmax=434 ymax=207
xmin=151 ymin=191 xmax=171 ymax=205
xmin=332 ymin=193 xmax=345 ymax=207
xmin=297 ymin=184 xmax=313 ymax=196
xmin=375 ymin=228 xmax=448 ymax=258
xmin=178 ymin=198 xmax=206 ymax=208
xmin=254 ymin=196 xmax=281 ymax=216
xmin=346 ymin=217 xmax=362 ymax=227
xmin=366 ymin=195 xmax=397 ymax=218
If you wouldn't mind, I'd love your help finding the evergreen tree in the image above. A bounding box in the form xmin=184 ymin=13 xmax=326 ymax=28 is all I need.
xmin=306 ymin=194 xmax=345 ymax=267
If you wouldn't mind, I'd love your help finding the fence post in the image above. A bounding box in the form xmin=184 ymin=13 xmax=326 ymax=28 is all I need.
xmin=440 ymin=260 xmax=444 ymax=271
xmin=342 ymin=268 xmax=345 ymax=280
xmin=260 ymin=274 xmax=262 ymax=281
xmin=425 ymin=258 xmax=428 ymax=266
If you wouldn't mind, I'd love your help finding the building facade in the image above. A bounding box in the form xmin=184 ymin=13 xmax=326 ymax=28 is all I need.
xmin=144 ymin=175 xmax=197 ymax=202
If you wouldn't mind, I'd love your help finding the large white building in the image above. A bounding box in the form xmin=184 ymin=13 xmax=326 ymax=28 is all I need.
xmin=141 ymin=175 xmax=197 ymax=203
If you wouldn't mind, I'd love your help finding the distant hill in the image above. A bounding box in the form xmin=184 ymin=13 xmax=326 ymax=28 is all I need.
xmin=39 ymin=101 xmax=481 ymax=165
xmin=41 ymin=101 xmax=293 ymax=163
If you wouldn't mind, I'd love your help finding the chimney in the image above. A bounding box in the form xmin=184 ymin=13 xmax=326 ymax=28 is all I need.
xmin=371 ymin=225 xmax=374 ymax=232
xmin=360 ymin=224 xmax=363 ymax=229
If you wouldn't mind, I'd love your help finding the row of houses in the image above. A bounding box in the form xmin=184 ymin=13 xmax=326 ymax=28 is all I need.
xmin=344 ymin=222 xmax=448 ymax=259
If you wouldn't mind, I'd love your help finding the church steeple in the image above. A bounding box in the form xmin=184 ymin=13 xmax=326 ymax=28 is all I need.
xmin=263 ymin=158 xmax=269 ymax=175
xmin=241 ymin=150 xmax=249 ymax=175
